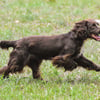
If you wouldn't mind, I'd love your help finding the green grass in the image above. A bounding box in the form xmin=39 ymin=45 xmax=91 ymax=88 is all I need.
xmin=0 ymin=0 xmax=100 ymax=100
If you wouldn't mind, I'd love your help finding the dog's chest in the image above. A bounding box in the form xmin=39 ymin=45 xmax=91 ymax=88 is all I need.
xmin=73 ymin=41 xmax=84 ymax=56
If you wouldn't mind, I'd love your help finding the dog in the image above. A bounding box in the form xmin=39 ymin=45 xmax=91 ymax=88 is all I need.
xmin=0 ymin=19 xmax=100 ymax=80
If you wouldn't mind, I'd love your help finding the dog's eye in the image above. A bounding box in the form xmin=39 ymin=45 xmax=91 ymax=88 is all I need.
xmin=92 ymin=24 xmax=96 ymax=26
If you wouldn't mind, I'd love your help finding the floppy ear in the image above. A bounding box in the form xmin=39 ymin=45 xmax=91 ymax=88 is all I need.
xmin=74 ymin=21 xmax=84 ymax=28
xmin=75 ymin=20 xmax=88 ymax=26
xmin=75 ymin=20 xmax=84 ymax=25
xmin=74 ymin=20 xmax=88 ymax=30
xmin=73 ymin=20 xmax=88 ymax=38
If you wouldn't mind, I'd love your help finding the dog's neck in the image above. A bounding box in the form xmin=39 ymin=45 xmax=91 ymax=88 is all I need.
xmin=61 ymin=32 xmax=85 ymax=57
xmin=62 ymin=31 xmax=88 ymax=48
xmin=69 ymin=31 xmax=88 ymax=48
xmin=70 ymin=29 xmax=89 ymax=41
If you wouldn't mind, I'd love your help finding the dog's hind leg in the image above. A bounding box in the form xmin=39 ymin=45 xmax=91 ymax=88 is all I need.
xmin=3 ymin=49 xmax=28 ymax=78
xmin=52 ymin=55 xmax=77 ymax=71
xmin=27 ymin=55 xmax=42 ymax=80
xmin=28 ymin=61 xmax=42 ymax=80
xmin=3 ymin=61 xmax=25 ymax=79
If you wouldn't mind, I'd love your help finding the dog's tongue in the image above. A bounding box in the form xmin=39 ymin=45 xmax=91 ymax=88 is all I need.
xmin=91 ymin=34 xmax=100 ymax=41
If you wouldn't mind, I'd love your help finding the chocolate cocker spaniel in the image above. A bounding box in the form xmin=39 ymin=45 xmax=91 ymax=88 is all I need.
xmin=0 ymin=19 xmax=100 ymax=80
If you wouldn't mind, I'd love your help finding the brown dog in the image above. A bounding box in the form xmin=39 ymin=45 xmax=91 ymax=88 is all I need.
xmin=0 ymin=19 xmax=100 ymax=80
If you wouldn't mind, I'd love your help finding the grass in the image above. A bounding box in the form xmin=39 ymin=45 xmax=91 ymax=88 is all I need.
xmin=0 ymin=0 xmax=100 ymax=99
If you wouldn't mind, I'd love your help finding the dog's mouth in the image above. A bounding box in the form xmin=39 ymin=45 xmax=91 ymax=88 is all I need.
xmin=91 ymin=34 xmax=100 ymax=41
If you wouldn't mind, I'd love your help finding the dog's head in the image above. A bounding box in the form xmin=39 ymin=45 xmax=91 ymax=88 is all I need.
xmin=73 ymin=19 xmax=100 ymax=41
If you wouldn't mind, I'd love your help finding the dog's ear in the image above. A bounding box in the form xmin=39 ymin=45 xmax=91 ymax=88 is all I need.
xmin=73 ymin=20 xmax=88 ymax=38
xmin=75 ymin=21 xmax=84 ymax=28
xmin=75 ymin=20 xmax=88 ymax=26
xmin=74 ymin=20 xmax=88 ymax=30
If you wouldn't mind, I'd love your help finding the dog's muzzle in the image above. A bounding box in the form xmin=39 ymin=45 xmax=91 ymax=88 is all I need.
xmin=91 ymin=19 xmax=100 ymax=41
xmin=91 ymin=34 xmax=100 ymax=41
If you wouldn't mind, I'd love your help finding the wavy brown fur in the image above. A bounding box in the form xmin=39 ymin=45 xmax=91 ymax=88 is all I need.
xmin=0 ymin=19 xmax=100 ymax=80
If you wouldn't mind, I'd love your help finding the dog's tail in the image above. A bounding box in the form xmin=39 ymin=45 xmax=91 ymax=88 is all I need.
xmin=0 ymin=40 xmax=16 ymax=49
xmin=0 ymin=66 xmax=8 ymax=74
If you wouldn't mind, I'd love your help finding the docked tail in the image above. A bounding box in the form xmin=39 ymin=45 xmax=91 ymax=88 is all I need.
xmin=0 ymin=40 xmax=16 ymax=49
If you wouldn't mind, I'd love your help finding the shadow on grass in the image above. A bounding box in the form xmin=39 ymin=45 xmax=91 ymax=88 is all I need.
xmin=54 ymin=75 xmax=100 ymax=85
xmin=0 ymin=73 xmax=100 ymax=86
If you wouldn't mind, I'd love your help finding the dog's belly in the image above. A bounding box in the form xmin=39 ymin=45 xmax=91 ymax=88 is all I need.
xmin=29 ymin=46 xmax=62 ymax=59
xmin=27 ymin=37 xmax=64 ymax=59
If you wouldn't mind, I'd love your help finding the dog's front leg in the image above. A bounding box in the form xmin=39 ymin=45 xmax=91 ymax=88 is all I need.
xmin=52 ymin=54 xmax=77 ymax=71
xmin=75 ymin=54 xmax=100 ymax=71
xmin=52 ymin=54 xmax=71 ymax=67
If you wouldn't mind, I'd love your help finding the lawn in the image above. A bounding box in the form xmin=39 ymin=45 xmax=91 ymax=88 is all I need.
xmin=0 ymin=0 xmax=100 ymax=100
